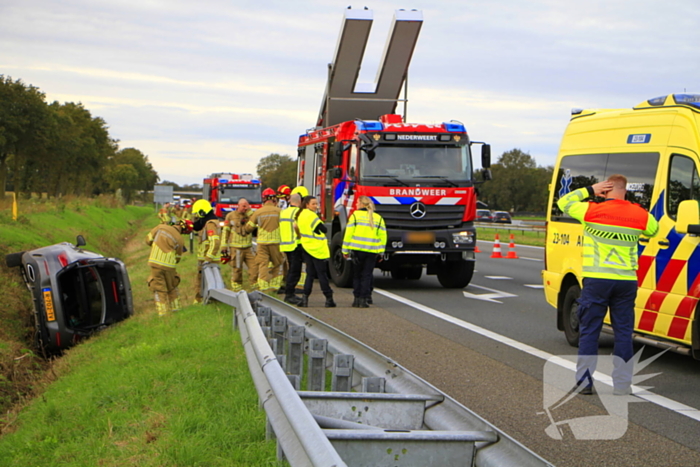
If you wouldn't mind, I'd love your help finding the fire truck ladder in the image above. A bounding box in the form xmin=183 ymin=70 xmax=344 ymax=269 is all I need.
xmin=317 ymin=8 xmax=423 ymax=128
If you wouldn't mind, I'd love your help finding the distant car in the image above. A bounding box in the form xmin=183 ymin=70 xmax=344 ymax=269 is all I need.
xmin=493 ymin=211 xmax=513 ymax=224
xmin=5 ymin=236 xmax=134 ymax=354
xmin=476 ymin=209 xmax=494 ymax=222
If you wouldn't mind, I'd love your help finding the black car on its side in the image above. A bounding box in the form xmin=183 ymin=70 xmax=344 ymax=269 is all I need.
xmin=5 ymin=236 xmax=134 ymax=354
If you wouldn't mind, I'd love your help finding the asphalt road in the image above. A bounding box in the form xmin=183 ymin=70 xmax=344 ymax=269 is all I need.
xmin=302 ymin=240 xmax=700 ymax=467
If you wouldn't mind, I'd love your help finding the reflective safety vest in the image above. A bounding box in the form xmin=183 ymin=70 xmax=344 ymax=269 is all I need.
xmin=279 ymin=206 xmax=300 ymax=253
xmin=558 ymin=187 xmax=659 ymax=280
xmin=342 ymin=209 xmax=387 ymax=255
xmin=297 ymin=209 xmax=330 ymax=260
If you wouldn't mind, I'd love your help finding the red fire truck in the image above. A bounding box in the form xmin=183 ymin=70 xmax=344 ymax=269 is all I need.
xmin=298 ymin=115 xmax=491 ymax=289
xmin=202 ymin=173 xmax=262 ymax=218
xmin=297 ymin=8 xmax=491 ymax=288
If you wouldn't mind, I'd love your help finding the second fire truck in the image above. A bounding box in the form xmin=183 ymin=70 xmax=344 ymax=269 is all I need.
xmin=202 ymin=173 xmax=262 ymax=218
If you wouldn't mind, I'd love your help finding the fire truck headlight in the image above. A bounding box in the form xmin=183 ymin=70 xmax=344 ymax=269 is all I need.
xmin=452 ymin=231 xmax=474 ymax=245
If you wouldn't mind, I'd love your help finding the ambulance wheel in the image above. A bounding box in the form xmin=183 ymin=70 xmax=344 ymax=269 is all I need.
xmin=437 ymin=260 xmax=474 ymax=288
xmin=562 ymin=284 xmax=581 ymax=347
xmin=329 ymin=233 xmax=353 ymax=288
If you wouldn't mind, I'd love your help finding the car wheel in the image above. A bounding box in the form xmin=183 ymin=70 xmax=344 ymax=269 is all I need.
xmin=562 ymin=284 xmax=581 ymax=347
xmin=437 ymin=260 xmax=474 ymax=288
xmin=5 ymin=252 xmax=24 ymax=268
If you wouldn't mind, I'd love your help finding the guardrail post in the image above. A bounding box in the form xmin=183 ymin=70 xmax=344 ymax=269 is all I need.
xmin=272 ymin=316 xmax=287 ymax=356
xmin=257 ymin=305 xmax=271 ymax=326
xmin=288 ymin=375 xmax=300 ymax=390
xmin=308 ymin=338 xmax=328 ymax=391
xmin=362 ymin=377 xmax=386 ymax=393
xmin=287 ymin=325 xmax=305 ymax=377
xmin=332 ymin=354 xmax=355 ymax=392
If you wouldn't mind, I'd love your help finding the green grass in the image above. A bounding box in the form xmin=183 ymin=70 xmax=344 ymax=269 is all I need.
xmin=0 ymin=197 xmax=279 ymax=466
xmin=477 ymin=226 xmax=545 ymax=248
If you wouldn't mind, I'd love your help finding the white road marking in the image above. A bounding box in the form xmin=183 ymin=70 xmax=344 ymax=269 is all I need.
xmin=524 ymin=284 xmax=545 ymax=289
xmin=375 ymin=288 xmax=700 ymax=423
xmin=462 ymin=284 xmax=517 ymax=303
xmin=520 ymin=257 xmax=542 ymax=262
xmin=485 ymin=276 xmax=512 ymax=280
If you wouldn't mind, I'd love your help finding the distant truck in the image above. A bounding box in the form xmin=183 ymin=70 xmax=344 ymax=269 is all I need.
xmin=297 ymin=8 xmax=491 ymax=289
xmin=202 ymin=173 xmax=262 ymax=218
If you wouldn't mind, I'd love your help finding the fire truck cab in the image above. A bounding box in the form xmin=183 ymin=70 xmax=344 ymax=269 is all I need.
xmin=202 ymin=173 xmax=262 ymax=218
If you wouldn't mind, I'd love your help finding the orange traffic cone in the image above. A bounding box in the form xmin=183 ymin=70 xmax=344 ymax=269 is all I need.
xmin=491 ymin=234 xmax=503 ymax=258
xmin=506 ymin=233 xmax=519 ymax=259
xmin=475 ymin=244 xmax=482 ymax=253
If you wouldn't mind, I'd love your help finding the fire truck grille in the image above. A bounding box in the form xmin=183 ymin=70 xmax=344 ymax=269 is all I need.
xmin=374 ymin=204 xmax=465 ymax=230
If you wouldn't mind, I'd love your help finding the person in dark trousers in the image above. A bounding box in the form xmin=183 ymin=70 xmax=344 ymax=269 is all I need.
xmin=558 ymin=174 xmax=659 ymax=395
xmin=342 ymin=196 xmax=387 ymax=307
xmin=295 ymin=196 xmax=335 ymax=308
xmin=279 ymin=192 xmax=304 ymax=305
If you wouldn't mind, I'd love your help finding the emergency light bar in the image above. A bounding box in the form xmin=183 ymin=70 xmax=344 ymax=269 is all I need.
xmin=443 ymin=122 xmax=466 ymax=132
xmin=355 ymin=120 xmax=384 ymax=131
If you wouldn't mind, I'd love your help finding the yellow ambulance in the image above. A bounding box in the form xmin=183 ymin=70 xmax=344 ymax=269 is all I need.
xmin=543 ymin=93 xmax=700 ymax=359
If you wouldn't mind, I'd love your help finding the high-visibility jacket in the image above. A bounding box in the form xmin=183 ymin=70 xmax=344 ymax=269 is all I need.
xmin=223 ymin=210 xmax=253 ymax=248
xmin=342 ymin=209 xmax=387 ymax=255
xmin=197 ymin=218 xmax=221 ymax=262
xmin=279 ymin=206 xmax=300 ymax=253
xmin=558 ymin=187 xmax=659 ymax=280
xmin=246 ymin=203 xmax=281 ymax=244
xmin=146 ymin=224 xmax=183 ymax=269
xmin=297 ymin=209 xmax=330 ymax=260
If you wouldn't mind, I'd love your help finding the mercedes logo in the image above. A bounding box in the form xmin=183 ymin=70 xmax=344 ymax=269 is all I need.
xmin=409 ymin=202 xmax=427 ymax=219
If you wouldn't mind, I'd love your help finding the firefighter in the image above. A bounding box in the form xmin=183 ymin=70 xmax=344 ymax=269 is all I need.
xmin=342 ymin=195 xmax=387 ymax=308
xmin=277 ymin=185 xmax=291 ymax=209
xmin=279 ymin=192 xmax=304 ymax=305
xmin=158 ymin=202 xmax=172 ymax=224
xmin=295 ymin=195 xmax=335 ymax=307
xmin=192 ymin=199 xmax=221 ymax=303
xmin=146 ymin=219 xmax=194 ymax=316
xmin=221 ymin=197 xmax=258 ymax=292
xmin=245 ymin=188 xmax=284 ymax=292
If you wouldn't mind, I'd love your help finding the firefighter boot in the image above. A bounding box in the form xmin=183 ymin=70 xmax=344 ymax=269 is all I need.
xmin=298 ymin=295 xmax=309 ymax=307
xmin=359 ymin=297 xmax=369 ymax=308
xmin=324 ymin=293 xmax=336 ymax=308
xmin=352 ymin=297 xmax=360 ymax=308
xmin=154 ymin=292 xmax=168 ymax=317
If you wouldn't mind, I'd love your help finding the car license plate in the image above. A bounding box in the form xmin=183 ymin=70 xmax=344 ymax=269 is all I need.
xmin=43 ymin=288 xmax=56 ymax=321
xmin=404 ymin=232 xmax=435 ymax=244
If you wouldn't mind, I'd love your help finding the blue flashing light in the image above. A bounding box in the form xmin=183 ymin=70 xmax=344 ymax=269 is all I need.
xmin=355 ymin=120 xmax=384 ymax=131
xmin=251 ymin=179 xmax=260 ymax=184
xmin=647 ymin=96 xmax=666 ymax=106
xmin=673 ymin=94 xmax=700 ymax=109
xmin=443 ymin=122 xmax=466 ymax=132
xmin=219 ymin=178 xmax=228 ymax=183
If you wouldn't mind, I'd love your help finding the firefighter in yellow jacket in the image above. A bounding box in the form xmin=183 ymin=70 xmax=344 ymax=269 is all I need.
xmin=222 ymin=197 xmax=259 ymax=292
xmin=192 ymin=199 xmax=221 ymax=303
xmin=146 ymin=219 xmax=193 ymax=316
xmin=246 ymin=188 xmax=284 ymax=292
xmin=342 ymin=196 xmax=387 ymax=308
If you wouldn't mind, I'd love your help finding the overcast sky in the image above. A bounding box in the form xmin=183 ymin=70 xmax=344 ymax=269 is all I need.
xmin=2 ymin=0 xmax=698 ymax=186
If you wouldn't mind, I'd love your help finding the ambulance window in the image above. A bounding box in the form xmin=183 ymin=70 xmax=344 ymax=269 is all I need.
xmin=551 ymin=152 xmax=658 ymax=219
xmin=667 ymin=155 xmax=700 ymax=220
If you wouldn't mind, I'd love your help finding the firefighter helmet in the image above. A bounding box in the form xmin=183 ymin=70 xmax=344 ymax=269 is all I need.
xmin=192 ymin=199 xmax=213 ymax=217
xmin=177 ymin=219 xmax=194 ymax=235
xmin=291 ymin=186 xmax=309 ymax=198
xmin=277 ymin=185 xmax=291 ymax=197
xmin=262 ymin=188 xmax=277 ymax=199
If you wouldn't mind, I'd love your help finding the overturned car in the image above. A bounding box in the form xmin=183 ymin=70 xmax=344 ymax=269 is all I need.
xmin=5 ymin=236 xmax=134 ymax=354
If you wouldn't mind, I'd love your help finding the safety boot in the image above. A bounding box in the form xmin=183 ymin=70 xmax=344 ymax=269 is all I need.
xmin=285 ymin=295 xmax=303 ymax=306
xmin=366 ymin=295 xmax=373 ymax=305
xmin=358 ymin=297 xmax=369 ymax=308
xmin=298 ymin=295 xmax=309 ymax=307
xmin=324 ymin=294 xmax=336 ymax=308
xmin=352 ymin=297 xmax=360 ymax=308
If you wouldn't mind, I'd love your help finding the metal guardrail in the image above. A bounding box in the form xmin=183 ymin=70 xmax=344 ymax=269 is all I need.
xmin=201 ymin=263 xmax=553 ymax=467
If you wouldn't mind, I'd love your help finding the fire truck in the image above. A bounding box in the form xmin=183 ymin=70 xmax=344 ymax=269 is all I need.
xmin=297 ymin=8 xmax=491 ymax=289
xmin=202 ymin=173 xmax=262 ymax=218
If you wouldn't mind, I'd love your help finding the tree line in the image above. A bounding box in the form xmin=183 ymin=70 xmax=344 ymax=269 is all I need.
xmin=0 ymin=75 xmax=158 ymax=202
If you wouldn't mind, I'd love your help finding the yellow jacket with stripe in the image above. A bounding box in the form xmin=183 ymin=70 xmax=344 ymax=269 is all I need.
xmin=197 ymin=218 xmax=221 ymax=262
xmin=342 ymin=209 xmax=387 ymax=255
xmin=279 ymin=206 xmax=300 ymax=253
xmin=245 ymin=203 xmax=281 ymax=244
xmin=146 ymin=224 xmax=183 ymax=270
xmin=297 ymin=209 xmax=330 ymax=260
xmin=223 ymin=210 xmax=253 ymax=249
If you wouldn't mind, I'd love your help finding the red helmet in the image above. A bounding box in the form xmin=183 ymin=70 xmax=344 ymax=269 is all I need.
xmin=178 ymin=219 xmax=194 ymax=235
xmin=262 ymin=188 xmax=276 ymax=199
xmin=277 ymin=185 xmax=291 ymax=197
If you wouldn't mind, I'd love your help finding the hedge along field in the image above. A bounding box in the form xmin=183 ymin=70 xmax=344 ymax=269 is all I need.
xmin=0 ymin=197 xmax=278 ymax=465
